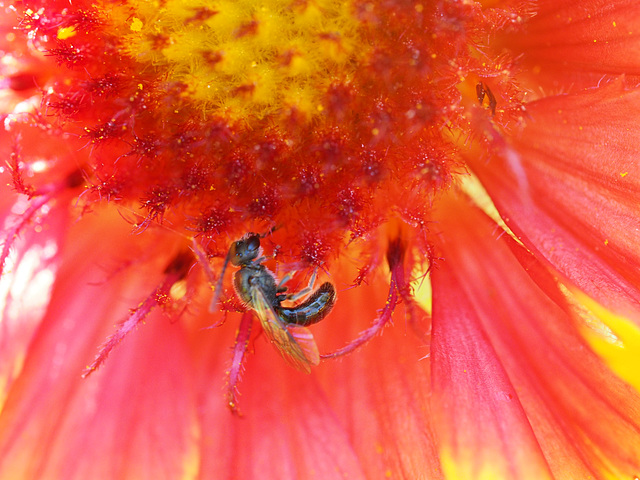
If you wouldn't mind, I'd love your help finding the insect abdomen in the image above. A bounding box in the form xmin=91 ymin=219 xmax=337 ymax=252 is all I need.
xmin=278 ymin=282 xmax=336 ymax=326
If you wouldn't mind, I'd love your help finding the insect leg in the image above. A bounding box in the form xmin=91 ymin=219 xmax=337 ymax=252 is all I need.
xmin=284 ymin=267 xmax=318 ymax=302
xmin=321 ymin=278 xmax=397 ymax=358
xmin=226 ymin=310 xmax=253 ymax=416
xmin=277 ymin=270 xmax=295 ymax=288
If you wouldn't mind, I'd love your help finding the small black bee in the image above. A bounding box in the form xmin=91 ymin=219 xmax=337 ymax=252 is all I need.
xmin=213 ymin=232 xmax=336 ymax=372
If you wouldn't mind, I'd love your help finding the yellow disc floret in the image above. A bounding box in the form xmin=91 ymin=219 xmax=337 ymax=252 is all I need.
xmin=105 ymin=0 xmax=365 ymax=122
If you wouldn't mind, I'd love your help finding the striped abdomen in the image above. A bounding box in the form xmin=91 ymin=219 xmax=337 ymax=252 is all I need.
xmin=277 ymin=282 xmax=336 ymax=326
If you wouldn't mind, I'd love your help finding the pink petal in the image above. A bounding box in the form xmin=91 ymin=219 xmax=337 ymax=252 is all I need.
xmin=0 ymin=191 xmax=67 ymax=404
xmin=192 ymin=319 xmax=369 ymax=479
xmin=315 ymin=264 xmax=441 ymax=479
xmin=468 ymin=78 xmax=640 ymax=324
xmin=192 ymin=256 xmax=440 ymax=479
xmin=431 ymin=235 xmax=552 ymax=476
xmin=505 ymin=0 xmax=640 ymax=89
xmin=0 ymin=210 xmax=196 ymax=479
xmin=432 ymin=195 xmax=640 ymax=478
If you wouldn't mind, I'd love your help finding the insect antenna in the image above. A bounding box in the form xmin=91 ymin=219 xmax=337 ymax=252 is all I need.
xmin=190 ymin=238 xmax=232 ymax=313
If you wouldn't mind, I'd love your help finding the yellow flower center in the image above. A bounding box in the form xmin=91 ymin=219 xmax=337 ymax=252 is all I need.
xmin=106 ymin=0 xmax=365 ymax=122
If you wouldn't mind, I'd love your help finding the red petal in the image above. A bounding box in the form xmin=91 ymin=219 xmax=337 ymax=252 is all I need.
xmin=432 ymin=194 xmax=640 ymax=478
xmin=0 ymin=211 xmax=196 ymax=479
xmin=0 ymin=193 xmax=67 ymax=405
xmin=192 ymin=259 xmax=440 ymax=479
xmin=468 ymin=78 xmax=640 ymax=324
xmin=315 ymin=264 xmax=441 ymax=479
xmin=505 ymin=0 xmax=640 ymax=89
xmin=195 ymin=340 xmax=369 ymax=480
xmin=431 ymin=223 xmax=552 ymax=478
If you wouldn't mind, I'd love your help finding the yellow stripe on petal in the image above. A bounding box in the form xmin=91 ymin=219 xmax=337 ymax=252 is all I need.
xmin=179 ymin=420 xmax=201 ymax=480
xmin=412 ymin=267 xmax=432 ymax=316
xmin=440 ymin=447 xmax=553 ymax=480
xmin=573 ymin=290 xmax=640 ymax=393
xmin=459 ymin=173 xmax=523 ymax=248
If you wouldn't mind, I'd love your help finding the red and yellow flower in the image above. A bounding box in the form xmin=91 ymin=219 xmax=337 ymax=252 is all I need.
xmin=2 ymin=0 xmax=640 ymax=478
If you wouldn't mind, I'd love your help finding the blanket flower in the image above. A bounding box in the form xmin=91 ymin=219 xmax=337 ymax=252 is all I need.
xmin=1 ymin=0 xmax=640 ymax=478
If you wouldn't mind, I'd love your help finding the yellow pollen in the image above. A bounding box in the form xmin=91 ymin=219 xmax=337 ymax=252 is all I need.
xmin=57 ymin=26 xmax=77 ymax=40
xmin=129 ymin=17 xmax=143 ymax=32
xmin=169 ymin=280 xmax=188 ymax=300
xmin=105 ymin=0 xmax=366 ymax=123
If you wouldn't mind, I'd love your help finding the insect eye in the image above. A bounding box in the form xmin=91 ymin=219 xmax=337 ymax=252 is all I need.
xmin=247 ymin=235 xmax=260 ymax=251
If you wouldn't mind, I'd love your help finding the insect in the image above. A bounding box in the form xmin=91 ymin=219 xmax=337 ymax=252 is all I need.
xmin=476 ymin=81 xmax=497 ymax=116
xmin=212 ymin=232 xmax=336 ymax=373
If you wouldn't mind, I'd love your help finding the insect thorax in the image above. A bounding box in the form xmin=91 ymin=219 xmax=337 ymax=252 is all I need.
xmin=233 ymin=264 xmax=278 ymax=306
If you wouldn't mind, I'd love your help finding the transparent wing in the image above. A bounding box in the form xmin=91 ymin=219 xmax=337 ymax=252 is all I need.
xmin=250 ymin=284 xmax=319 ymax=373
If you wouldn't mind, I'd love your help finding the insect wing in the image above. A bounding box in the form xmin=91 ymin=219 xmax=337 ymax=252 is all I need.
xmin=286 ymin=324 xmax=320 ymax=367
xmin=250 ymin=285 xmax=319 ymax=373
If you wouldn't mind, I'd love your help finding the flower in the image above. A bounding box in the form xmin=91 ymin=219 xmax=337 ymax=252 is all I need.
xmin=2 ymin=0 xmax=640 ymax=478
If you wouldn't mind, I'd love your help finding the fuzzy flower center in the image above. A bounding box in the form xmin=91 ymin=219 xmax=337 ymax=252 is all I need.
xmin=107 ymin=0 xmax=365 ymax=122
xmin=13 ymin=0 xmax=522 ymax=264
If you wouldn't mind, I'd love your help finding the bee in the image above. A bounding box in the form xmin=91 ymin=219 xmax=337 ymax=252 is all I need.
xmin=212 ymin=232 xmax=336 ymax=373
